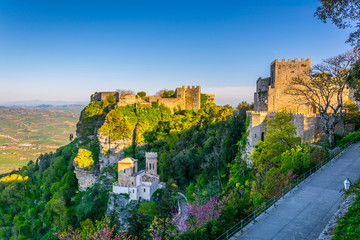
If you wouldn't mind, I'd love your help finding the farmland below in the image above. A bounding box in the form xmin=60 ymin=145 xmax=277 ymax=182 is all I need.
xmin=0 ymin=105 xmax=83 ymax=174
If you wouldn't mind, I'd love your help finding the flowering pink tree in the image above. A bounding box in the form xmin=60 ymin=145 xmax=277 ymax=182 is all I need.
xmin=171 ymin=194 xmax=230 ymax=232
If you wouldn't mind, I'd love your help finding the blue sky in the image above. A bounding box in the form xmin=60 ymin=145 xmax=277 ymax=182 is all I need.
xmin=0 ymin=0 xmax=353 ymax=106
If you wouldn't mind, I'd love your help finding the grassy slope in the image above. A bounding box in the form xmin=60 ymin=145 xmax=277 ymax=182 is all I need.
xmin=332 ymin=182 xmax=360 ymax=239
xmin=0 ymin=106 xmax=82 ymax=174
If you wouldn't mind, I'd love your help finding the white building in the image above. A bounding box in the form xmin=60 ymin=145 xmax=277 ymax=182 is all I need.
xmin=113 ymin=152 xmax=164 ymax=201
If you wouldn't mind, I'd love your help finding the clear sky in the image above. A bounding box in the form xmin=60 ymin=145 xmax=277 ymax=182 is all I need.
xmin=0 ymin=0 xmax=354 ymax=106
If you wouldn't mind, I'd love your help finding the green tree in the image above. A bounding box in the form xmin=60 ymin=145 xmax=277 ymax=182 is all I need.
xmin=156 ymin=89 xmax=176 ymax=97
xmin=315 ymin=0 xmax=360 ymax=46
xmin=127 ymin=207 xmax=152 ymax=239
xmin=156 ymin=180 xmax=178 ymax=239
xmin=347 ymin=59 xmax=360 ymax=102
xmin=106 ymin=94 xmax=117 ymax=105
xmin=288 ymin=49 xmax=359 ymax=147
xmin=343 ymin=98 xmax=360 ymax=130
xmin=251 ymin=112 xmax=301 ymax=173
xmin=137 ymin=91 xmax=147 ymax=97
xmin=235 ymin=101 xmax=254 ymax=122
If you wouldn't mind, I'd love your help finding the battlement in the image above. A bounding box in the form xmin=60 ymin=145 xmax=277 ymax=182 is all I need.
xmin=246 ymin=111 xmax=269 ymax=115
xmin=145 ymin=152 xmax=158 ymax=160
xmin=91 ymin=85 xmax=209 ymax=111
xmin=272 ymin=58 xmax=311 ymax=64
xmin=186 ymin=85 xmax=200 ymax=90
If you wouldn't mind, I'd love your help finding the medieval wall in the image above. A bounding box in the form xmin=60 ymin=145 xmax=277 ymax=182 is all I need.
xmin=90 ymin=85 xmax=207 ymax=111
xmin=245 ymin=110 xmax=355 ymax=165
xmin=205 ymin=94 xmax=216 ymax=104
xmin=254 ymin=77 xmax=271 ymax=111
xmin=254 ymin=58 xmax=313 ymax=114
xmin=91 ymin=92 xmax=119 ymax=102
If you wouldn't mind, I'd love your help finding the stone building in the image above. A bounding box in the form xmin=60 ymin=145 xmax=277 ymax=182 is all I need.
xmin=113 ymin=152 xmax=164 ymax=201
xmin=245 ymin=58 xmax=354 ymax=164
xmin=90 ymin=86 xmax=215 ymax=111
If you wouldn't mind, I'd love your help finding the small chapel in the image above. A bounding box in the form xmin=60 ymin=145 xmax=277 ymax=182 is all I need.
xmin=112 ymin=152 xmax=164 ymax=201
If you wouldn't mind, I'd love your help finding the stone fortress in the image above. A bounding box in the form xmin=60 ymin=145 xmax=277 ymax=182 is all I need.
xmin=245 ymin=58 xmax=355 ymax=163
xmin=113 ymin=152 xmax=164 ymax=201
xmin=91 ymin=86 xmax=215 ymax=111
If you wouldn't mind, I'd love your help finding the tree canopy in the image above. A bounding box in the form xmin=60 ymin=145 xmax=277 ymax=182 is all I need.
xmin=288 ymin=49 xmax=360 ymax=147
xmin=315 ymin=0 xmax=360 ymax=46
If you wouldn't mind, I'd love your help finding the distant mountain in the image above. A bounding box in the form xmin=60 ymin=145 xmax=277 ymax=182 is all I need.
xmin=0 ymin=100 xmax=88 ymax=107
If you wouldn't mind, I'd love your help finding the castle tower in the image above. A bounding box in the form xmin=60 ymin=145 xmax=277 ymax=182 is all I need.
xmin=145 ymin=152 xmax=158 ymax=175
xmin=254 ymin=58 xmax=312 ymax=114
xmin=185 ymin=86 xmax=201 ymax=110
xmin=268 ymin=58 xmax=311 ymax=113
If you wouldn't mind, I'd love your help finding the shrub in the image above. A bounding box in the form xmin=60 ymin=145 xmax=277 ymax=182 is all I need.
xmin=137 ymin=91 xmax=146 ymax=97
xmin=0 ymin=174 xmax=28 ymax=183
xmin=336 ymin=129 xmax=360 ymax=148
xmin=82 ymin=101 xmax=108 ymax=118
xmin=105 ymin=94 xmax=117 ymax=105
xmin=74 ymin=149 xmax=95 ymax=170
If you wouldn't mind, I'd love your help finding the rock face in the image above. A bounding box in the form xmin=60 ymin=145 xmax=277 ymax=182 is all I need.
xmin=98 ymin=134 xmax=132 ymax=171
xmin=106 ymin=193 xmax=133 ymax=230
xmin=73 ymin=166 xmax=98 ymax=191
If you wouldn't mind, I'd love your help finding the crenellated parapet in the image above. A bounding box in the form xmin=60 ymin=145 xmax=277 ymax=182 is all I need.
xmin=145 ymin=152 xmax=158 ymax=160
xmin=271 ymin=58 xmax=311 ymax=64
xmin=90 ymin=86 xmax=209 ymax=111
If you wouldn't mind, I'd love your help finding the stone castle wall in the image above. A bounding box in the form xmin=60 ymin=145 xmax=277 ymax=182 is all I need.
xmin=90 ymin=85 xmax=212 ymax=111
xmin=255 ymin=58 xmax=312 ymax=114
xmin=246 ymin=58 xmax=356 ymax=164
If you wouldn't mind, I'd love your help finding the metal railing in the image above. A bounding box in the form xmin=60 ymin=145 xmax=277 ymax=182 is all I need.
xmin=216 ymin=133 xmax=360 ymax=240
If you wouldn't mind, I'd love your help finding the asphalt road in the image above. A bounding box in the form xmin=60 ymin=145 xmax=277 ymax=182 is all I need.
xmin=232 ymin=142 xmax=360 ymax=240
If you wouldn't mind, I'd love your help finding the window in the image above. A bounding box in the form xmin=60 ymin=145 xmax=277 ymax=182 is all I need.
xmin=261 ymin=132 xmax=265 ymax=141
xmin=124 ymin=169 xmax=125 ymax=173
xmin=133 ymin=189 xmax=134 ymax=193
xmin=144 ymin=189 xmax=146 ymax=192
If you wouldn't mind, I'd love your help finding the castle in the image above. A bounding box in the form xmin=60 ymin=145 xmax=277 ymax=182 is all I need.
xmin=91 ymin=86 xmax=215 ymax=111
xmin=112 ymin=152 xmax=164 ymax=201
xmin=245 ymin=58 xmax=354 ymax=163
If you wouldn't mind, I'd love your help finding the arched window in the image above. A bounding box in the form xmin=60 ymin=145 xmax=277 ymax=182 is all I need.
xmin=144 ymin=188 xmax=146 ymax=192
xmin=133 ymin=189 xmax=134 ymax=193
xmin=153 ymin=163 xmax=155 ymax=169
xmin=124 ymin=169 xmax=126 ymax=173
xmin=261 ymin=132 xmax=265 ymax=141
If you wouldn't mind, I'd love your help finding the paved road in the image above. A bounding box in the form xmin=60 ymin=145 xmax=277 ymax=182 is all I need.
xmin=232 ymin=142 xmax=360 ymax=240
xmin=178 ymin=192 xmax=188 ymax=231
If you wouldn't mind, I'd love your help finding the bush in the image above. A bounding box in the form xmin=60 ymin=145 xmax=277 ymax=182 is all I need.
xmin=336 ymin=129 xmax=360 ymax=148
xmin=0 ymin=174 xmax=28 ymax=183
xmin=105 ymin=94 xmax=117 ymax=105
xmin=74 ymin=149 xmax=95 ymax=170
xmin=137 ymin=91 xmax=146 ymax=97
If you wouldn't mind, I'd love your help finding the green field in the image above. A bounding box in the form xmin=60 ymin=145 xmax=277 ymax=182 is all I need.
xmin=0 ymin=105 xmax=82 ymax=174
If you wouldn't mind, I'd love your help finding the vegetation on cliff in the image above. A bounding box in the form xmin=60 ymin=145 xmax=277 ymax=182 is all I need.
xmin=1 ymin=98 xmax=358 ymax=239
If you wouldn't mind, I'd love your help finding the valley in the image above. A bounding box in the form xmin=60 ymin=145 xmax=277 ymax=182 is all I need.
xmin=0 ymin=105 xmax=82 ymax=174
